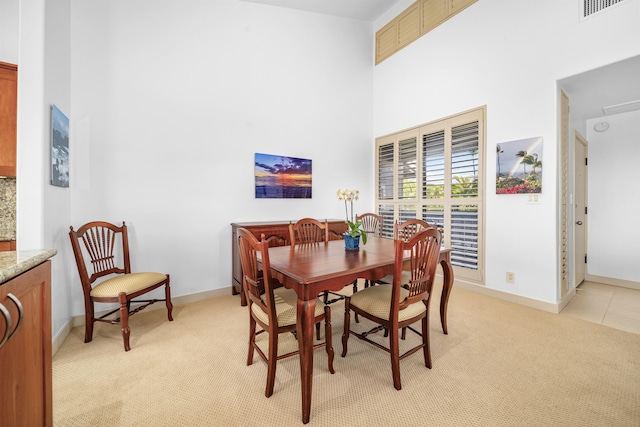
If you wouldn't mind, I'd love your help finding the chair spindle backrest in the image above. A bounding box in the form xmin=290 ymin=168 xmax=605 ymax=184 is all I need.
xmin=394 ymin=219 xmax=431 ymax=242
xmin=237 ymin=228 xmax=277 ymax=323
xmin=289 ymin=218 xmax=329 ymax=246
xmin=69 ymin=221 xmax=131 ymax=291
xmin=356 ymin=213 xmax=382 ymax=237
xmin=392 ymin=227 xmax=442 ymax=311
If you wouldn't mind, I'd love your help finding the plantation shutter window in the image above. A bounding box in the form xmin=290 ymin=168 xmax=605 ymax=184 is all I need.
xmin=398 ymin=137 xmax=417 ymax=200
xmin=451 ymin=121 xmax=479 ymax=198
xmin=375 ymin=107 xmax=485 ymax=283
xmin=378 ymin=142 xmax=395 ymax=201
xmin=423 ymin=130 xmax=445 ymax=199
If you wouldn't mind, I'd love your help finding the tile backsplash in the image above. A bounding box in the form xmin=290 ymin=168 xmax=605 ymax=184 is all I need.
xmin=0 ymin=177 xmax=17 ymax=240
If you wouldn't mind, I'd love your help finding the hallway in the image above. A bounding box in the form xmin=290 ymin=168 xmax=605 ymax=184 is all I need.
xmin=560 ymin=281 xmax=640 ymax=335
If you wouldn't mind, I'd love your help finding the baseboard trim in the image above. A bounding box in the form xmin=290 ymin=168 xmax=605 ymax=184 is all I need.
xmin=52 ymin=287 xmax=232 ymax=356
xmin=454 ymin=279 xmax=561 ymax=314
xmin=558 ymin=287 xmax=576 ymax=312
xmin=586 ymin=274 xmax=640 ymax=291
xmin=52 ymin=319 xmax=73 ymax=356
xmin=53 ymin=280 xmax=579 ymax=355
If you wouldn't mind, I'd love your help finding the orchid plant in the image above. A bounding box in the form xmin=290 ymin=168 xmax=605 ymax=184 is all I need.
xmin=336 ymin=189 xmax=367 ymax=244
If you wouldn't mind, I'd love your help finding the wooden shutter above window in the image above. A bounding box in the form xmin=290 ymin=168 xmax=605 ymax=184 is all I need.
xmin=376 ymin=0 xmax=478 ymax=64
xmin=376 ymin=20 xmax=398 ymax=64
xmin=421 ymin=0 xmax=448 ymax=34
xmin=398 ymin=2 xmax=420 ymax=50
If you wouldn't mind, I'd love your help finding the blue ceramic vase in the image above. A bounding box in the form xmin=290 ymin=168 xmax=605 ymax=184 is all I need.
xmin=344 ymin=233 xmax=360 ymax=251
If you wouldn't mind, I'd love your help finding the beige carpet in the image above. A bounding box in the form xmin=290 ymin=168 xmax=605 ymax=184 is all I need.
xmin=53 ymin=281 xmax=640 ymax=426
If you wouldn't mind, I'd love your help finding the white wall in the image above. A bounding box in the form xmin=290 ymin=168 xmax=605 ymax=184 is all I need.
xmin=44 ymin=0 xmax=74 ymax=341
xmin=3 ymin=0 xmax=74 ymax=341
xmin=0 ymin=0 xmax=18 ymax=63
xmin=372 ymin=0 xmax=640 ymax=303
xmin=61 ymin=0 xmax=375 ymax=329
xmin=16 ymin=1 xmax=47 ymax=251
xmin=12 ymin=0 xmax=639 ymax=342
xmin=586 ymin=110 xmax=640 ymax=282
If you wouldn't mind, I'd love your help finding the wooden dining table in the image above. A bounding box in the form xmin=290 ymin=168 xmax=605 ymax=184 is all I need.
xmin=259 ymin=236 xmax=453 ymax=424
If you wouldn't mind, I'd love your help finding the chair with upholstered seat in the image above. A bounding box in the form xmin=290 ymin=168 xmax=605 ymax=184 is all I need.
xmin=69 ymin=221 xmax=173 ymax=351
xmin=289 ymin=218 xmax=334 ymax=334
xmin=376 ymin=218 xmax=432 ymax=287
xmin=392 ymin=218 xmax=442 ymax=338
xmin=237 ymin=227 xmax=335 ymax=397
xmin=341 ymin=227 xmax=442 ymax=390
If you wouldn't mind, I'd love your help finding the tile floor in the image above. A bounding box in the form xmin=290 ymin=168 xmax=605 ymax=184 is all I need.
xmin=560 ymin=281 xmax=640 ymax=335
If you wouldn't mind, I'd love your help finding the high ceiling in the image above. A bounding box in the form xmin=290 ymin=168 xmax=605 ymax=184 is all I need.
xmin=559 ymin=55 xmax=640 ymax=121
xmin=238 ymin=0 xmax=402 ymax=22
xmin=239 ymin=1 xmax=640 ymax=122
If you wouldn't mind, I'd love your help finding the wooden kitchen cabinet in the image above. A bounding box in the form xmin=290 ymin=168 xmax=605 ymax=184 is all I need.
xmin=230 ymin=220 xmax=347 ymax=305
xmin=0 ymin=260 xmax=52 ymax=426
xmin=0 ymin=62 xmax=17 ymax=177
xmin=0 ymin=241 xmax=17 ymax=252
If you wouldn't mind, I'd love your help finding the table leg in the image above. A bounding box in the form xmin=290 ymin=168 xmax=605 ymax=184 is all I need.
xmin=439 ymin=257 xmax=454 ymax=335
xmin=297 ymin=297 xmax=315 ymax=424
xmin=240 ymin=284 xmax=247 ymax=306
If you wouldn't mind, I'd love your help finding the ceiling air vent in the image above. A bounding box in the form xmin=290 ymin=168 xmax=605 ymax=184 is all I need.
xmin=602 ymin=100 xmax=640 ymax=115
xmin=582 ymin=0 xmax=629 ymax=19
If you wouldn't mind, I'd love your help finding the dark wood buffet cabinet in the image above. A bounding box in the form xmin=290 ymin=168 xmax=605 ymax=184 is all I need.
xmin=231 ymin=220 xmax=347 ymax=306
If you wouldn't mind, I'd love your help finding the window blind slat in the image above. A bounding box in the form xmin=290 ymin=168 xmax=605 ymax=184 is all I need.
xmin=423 ymin=130 xmax=445 ymax=199
xmin=398 ymin=138 xmax=417 ymax=199
xmin=378 ymin=143 xmax=394 ymax=200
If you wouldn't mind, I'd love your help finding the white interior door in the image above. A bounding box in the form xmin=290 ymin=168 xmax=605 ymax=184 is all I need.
xmin=574 ymin=132 xmax=588 ymax=286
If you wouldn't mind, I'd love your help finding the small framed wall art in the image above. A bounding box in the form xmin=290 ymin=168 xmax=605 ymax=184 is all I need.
xmin=496 ymin=136 xmax=542 ymax=194
xmin=255 ymin=152 xmax=312 ymax=199
xmin=51 ymin=104 xmax=69 ymax=188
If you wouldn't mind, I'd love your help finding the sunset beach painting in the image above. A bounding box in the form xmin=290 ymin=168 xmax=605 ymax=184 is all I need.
xmin=255 ymin=153 xmax=312 ymax=199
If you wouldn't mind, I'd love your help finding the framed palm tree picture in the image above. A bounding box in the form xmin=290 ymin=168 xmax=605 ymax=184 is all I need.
xmin=496 ymin=136 xmax=542 ymax=194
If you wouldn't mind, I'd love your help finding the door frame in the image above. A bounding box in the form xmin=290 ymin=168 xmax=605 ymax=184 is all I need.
xmin=573 ymin=131 xmax=588 ymax=287
xmin=558 ymin=89 xmax=571 ymax=301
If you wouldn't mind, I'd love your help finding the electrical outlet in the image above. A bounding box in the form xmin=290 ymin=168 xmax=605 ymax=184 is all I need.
xmin=528 ymin=194 xmax=540 ymax=204
xmin=506 ymin=271 xmax=515 ymax=284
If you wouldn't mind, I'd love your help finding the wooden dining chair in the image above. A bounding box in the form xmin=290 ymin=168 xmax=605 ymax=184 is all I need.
xmin=357 ymin=213 xmax=383 ymax=238
xmin=341 ymin=227 xmax=442 ymax=390
xmin=375 ymin=218 xmax=433 ymax=289
xmin=394 ymin=218 xmax=430 ymax=241
xmin=288 ymin=217 xmax=329 ymax=245
xmin=353 ymin=213 xmax=384 ymax=291
xmin=237 ymin=227 xmax=335 ymax=397
xmin=392 ymin=218 xmax=446 ymax=338
xmin=289 ymin=218 xmax=335 ymax=335
xmin=68 ymin=221 xmax=173 ymax=351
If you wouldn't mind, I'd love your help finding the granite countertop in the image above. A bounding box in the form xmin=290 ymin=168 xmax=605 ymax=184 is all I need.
xmin=0 ymin=231 xmax=16 ymax=241
xmin=0 ymin=249 xmax=58 ymax=284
